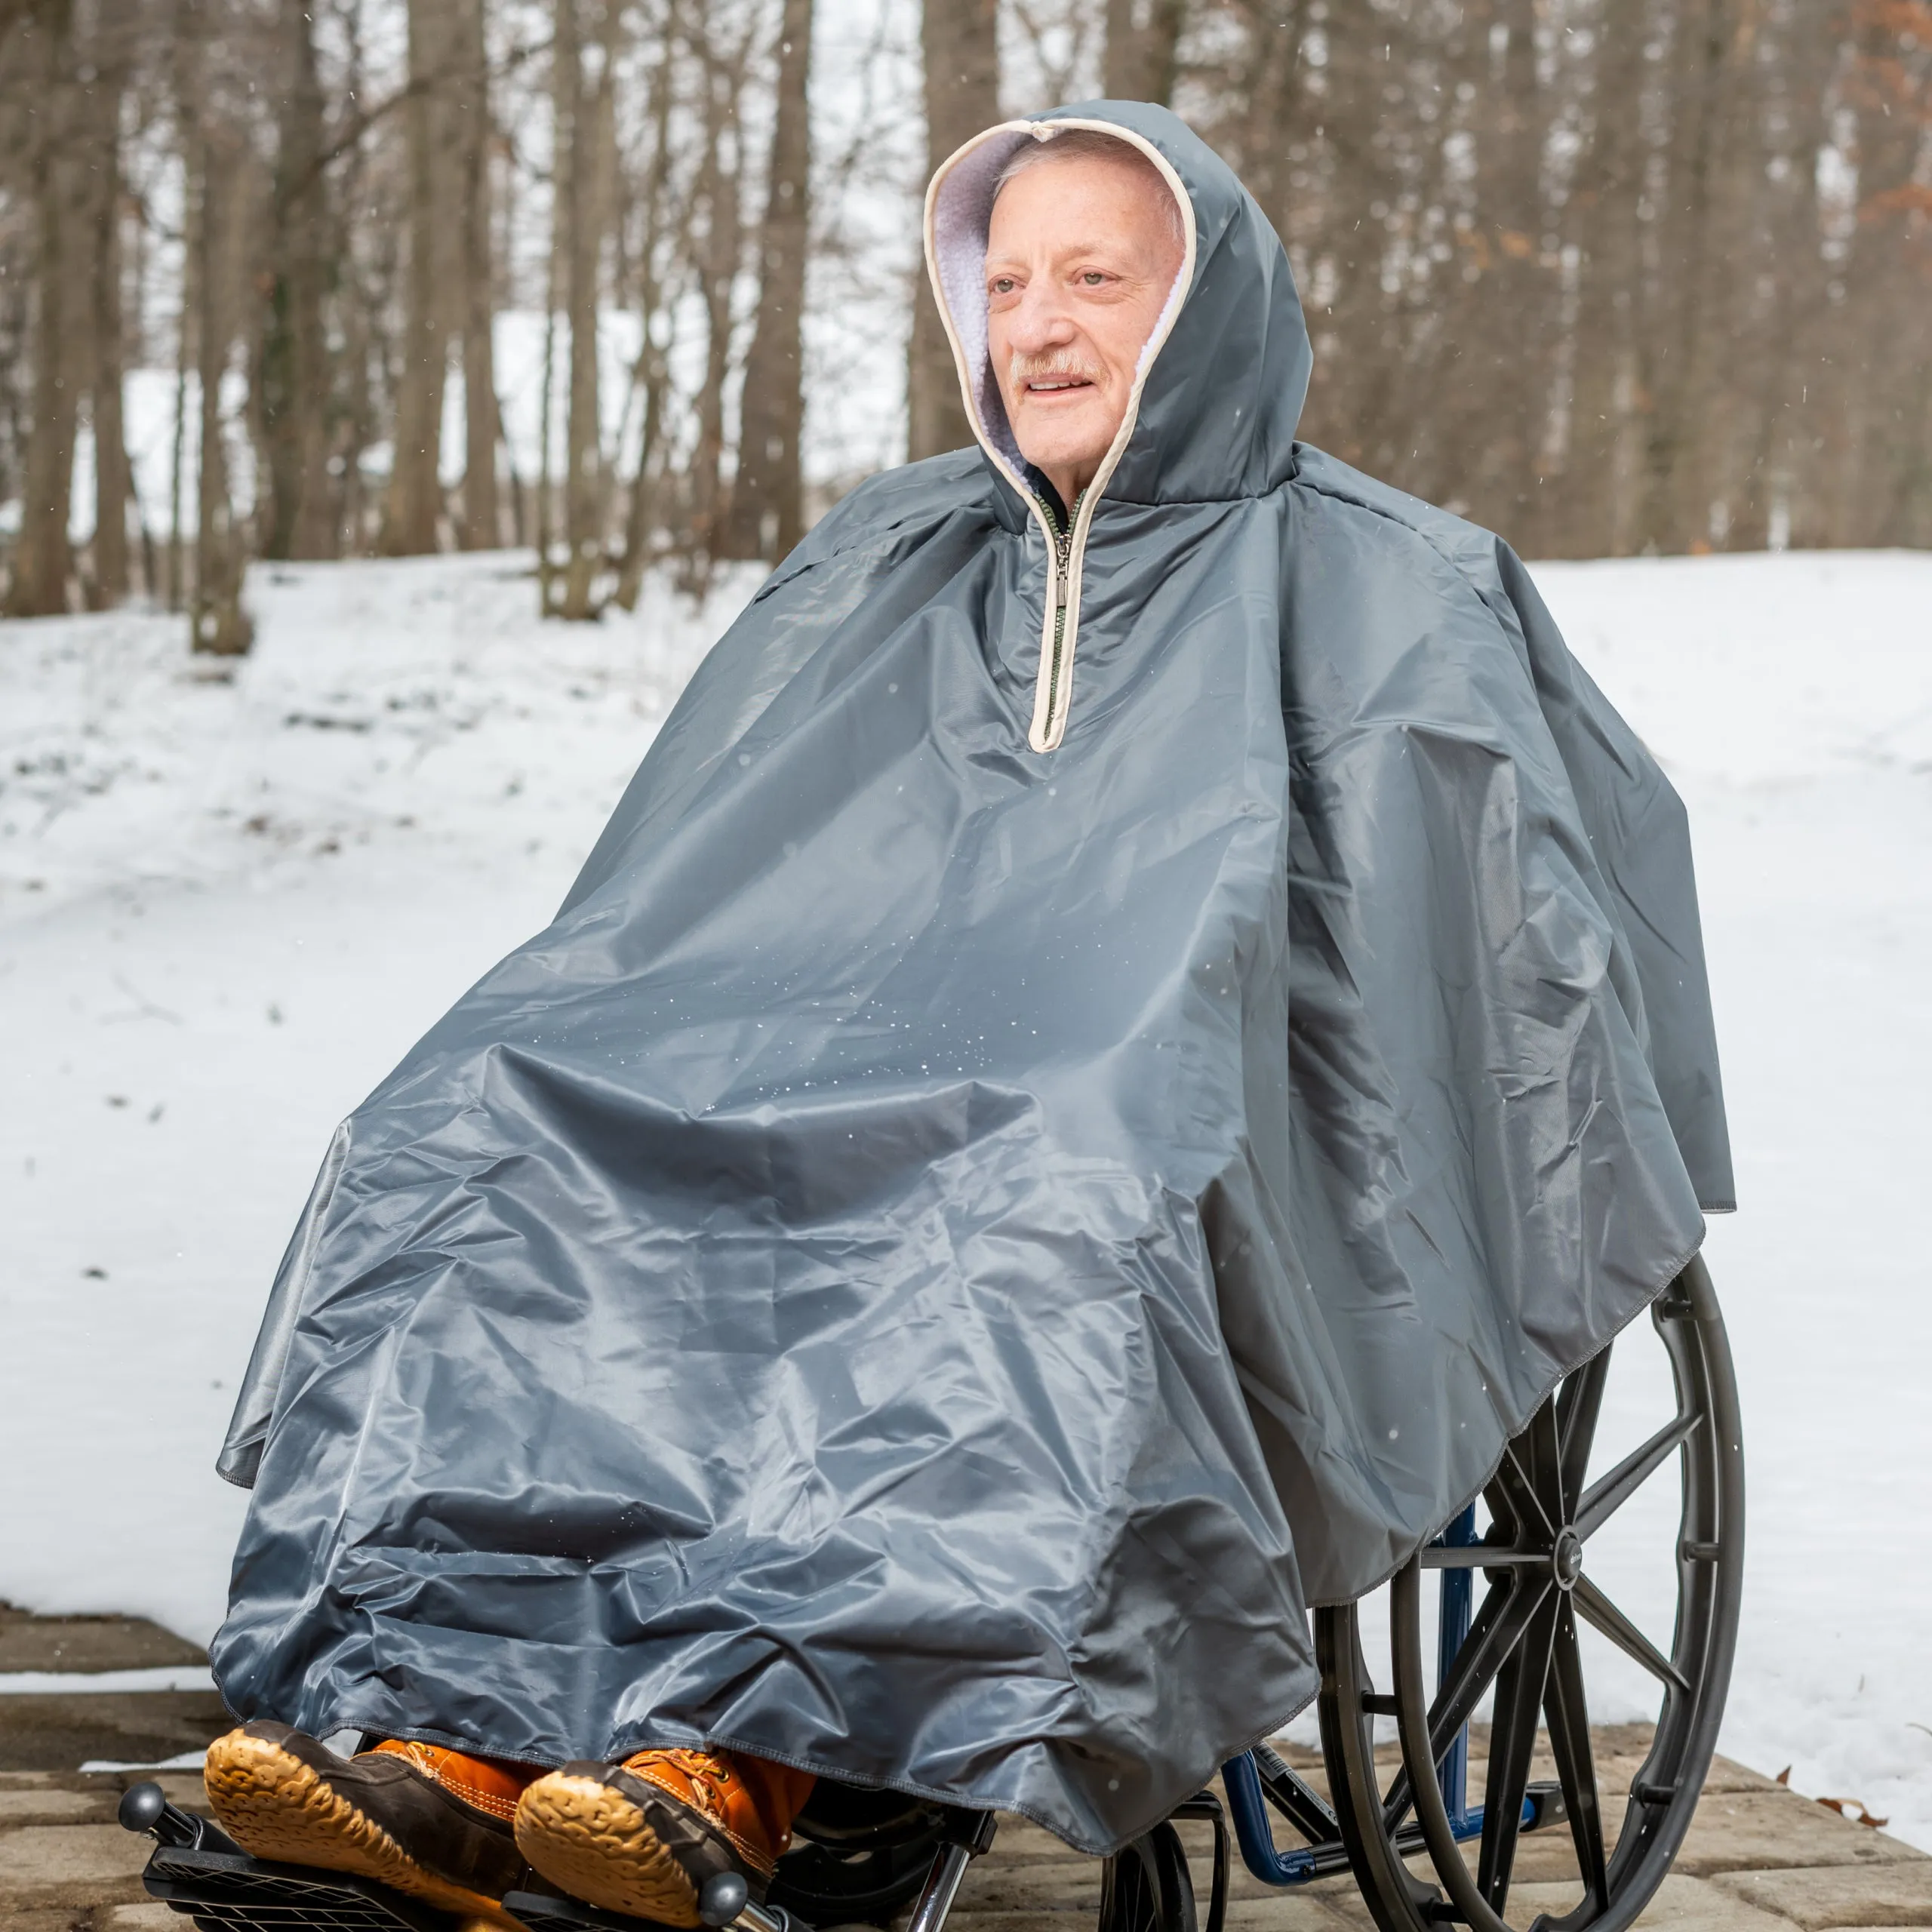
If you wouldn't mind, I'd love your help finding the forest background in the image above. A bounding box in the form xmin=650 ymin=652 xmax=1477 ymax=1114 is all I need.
xmin=1 ymin=0 xmax=1928 ymax=652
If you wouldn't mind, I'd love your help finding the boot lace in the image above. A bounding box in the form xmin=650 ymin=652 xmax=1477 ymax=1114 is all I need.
xmin=653 ymin=1746 xmax=735 ymax=1819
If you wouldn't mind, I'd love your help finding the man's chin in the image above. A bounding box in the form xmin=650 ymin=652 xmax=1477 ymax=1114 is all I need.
xmin=1012 ymin=429 xmax=1114 ymax=494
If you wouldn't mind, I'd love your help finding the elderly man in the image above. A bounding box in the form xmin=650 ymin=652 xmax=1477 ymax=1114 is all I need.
xmin=202 ymin=103 xmax=1728 ymax=1932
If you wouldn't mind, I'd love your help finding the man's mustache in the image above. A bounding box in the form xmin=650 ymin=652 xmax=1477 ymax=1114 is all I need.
xmin=1008 ymin=352 xmax=1104 ymax=392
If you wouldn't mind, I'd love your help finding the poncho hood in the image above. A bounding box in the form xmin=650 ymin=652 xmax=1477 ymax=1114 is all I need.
xmin=926 ymin=103 xmax=1312 ymax=509
xmin=211 ymin=103 xmax=1730 ymax=1859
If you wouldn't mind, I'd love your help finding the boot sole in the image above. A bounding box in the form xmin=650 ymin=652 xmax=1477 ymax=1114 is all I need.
xmin=515 ymin=1772 xmax=703 ymax=1927
xmin=204 ymin=1728 xmax=521 ymax=1929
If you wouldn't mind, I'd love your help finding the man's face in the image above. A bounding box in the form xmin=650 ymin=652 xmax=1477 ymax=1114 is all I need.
xmin=983 ymin=155 xmax=1184 ymax=506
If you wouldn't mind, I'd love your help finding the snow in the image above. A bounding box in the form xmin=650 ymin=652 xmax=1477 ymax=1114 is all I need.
xmin=2 ymin=546 xmax=1930 ymax=1849
xmin=0 ymin=1667 xmax=215 ymax=1695
xmin=76 ymin=1751 xmax=212 ymax=1774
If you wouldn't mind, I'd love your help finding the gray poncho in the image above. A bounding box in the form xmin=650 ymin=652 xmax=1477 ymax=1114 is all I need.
xmin=212 ymin=103 xmax=1730 ymax=1856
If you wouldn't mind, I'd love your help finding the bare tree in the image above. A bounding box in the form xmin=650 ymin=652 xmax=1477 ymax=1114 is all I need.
xmin=6 ymin=0 xmax=81 ymax=617
xmin=1103 ymin=0 xmax=1187 ymax=107
xmin=717 ymin=0 xmax=811 ymax=561
xmin=181 ymin=5 xmax=251 ymax=654
xmin=549 ymin=0 xmax=617 ymax=617
xmin=454 ymin=0 xmax=500 ymax=549
xmin=380 ymin=0 xmax=460 ymax=555
xmin=908 ymin=0 xmax=997 ymax=462
xmin=611 ymin=8 xmax=681 ymax=609
xmin=257 ymin=0 xmax=339 ymax=560
xmin=685 ymin=10 xmax=751 ymax=562
xmin=85 ymin=0 xmax=135 ymax=603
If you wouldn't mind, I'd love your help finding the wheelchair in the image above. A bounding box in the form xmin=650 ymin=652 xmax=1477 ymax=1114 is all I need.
xmin=121 ymin=1257 xmax=1741 ymax=1932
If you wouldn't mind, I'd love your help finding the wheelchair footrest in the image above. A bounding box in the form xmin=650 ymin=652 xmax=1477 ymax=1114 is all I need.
xmin=140 ymin=1839 xmax=455 ymax=1932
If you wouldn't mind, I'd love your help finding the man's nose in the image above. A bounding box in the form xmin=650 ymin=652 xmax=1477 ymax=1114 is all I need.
xmin=1006 ymin=279 xmax=1077 ymax=353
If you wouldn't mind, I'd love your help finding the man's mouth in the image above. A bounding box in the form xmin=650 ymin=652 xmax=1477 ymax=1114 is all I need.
xmin=1011 ymin=355 xmax=1103 ymax=400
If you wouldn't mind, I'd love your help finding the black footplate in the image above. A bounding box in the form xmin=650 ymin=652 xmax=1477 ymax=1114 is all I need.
xmin=122 ymin=1783 xmax=452 ymax=1932
xmin=143 ymin=1840 xmax=454 ymax=1932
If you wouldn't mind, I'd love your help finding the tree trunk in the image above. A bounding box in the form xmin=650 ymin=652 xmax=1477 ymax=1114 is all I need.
xmin=1635 ymin=0 xmax=1734 ymax=554
xmin=7 ymin=0 xmax=80 ymax=618
xmin=535 ymin=226 xmax=560 ymax=610
xmin=168 ymin=259 xmax=190 ymax=608
xmin=908 ymin=0 xmax=997 ymax=461
xmin=1217 ymin=0 xmax=1306 ymax=255
xmin=380 ymin=0 xmax=456 ymax=555
xmin=258 ymin=0 xmax=337 ymax=560
xmin=716 ymin=0 xmax=811 ymax=561
xmin=1103 ymin=0 xmax=1186 ymax=107
xmin=455 ymin=0 xmax=499 ymax=549
xmin=555 ymin=0 xmax=613 ymax=617
xmin=612 ymin=17 xmax=679 ymax=610
xmin=1452 ymin=0 xmax=1549 ymax=545
xmin=1546 ymin=4 xmax=1649 ymax=557
xmin=189 ymin=106 xmax=252 ymax=654
xmin=686 ymin=21 xmax=746 ymax=566
xmin=88 ymin=24 xmax=132 ymax=605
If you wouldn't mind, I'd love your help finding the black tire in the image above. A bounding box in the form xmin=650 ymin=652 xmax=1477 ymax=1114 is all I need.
xmin=1098 ymin=1821 xmax=1198 ymax=1932
xmin=1317 ymin=1257 xmax=1744 ymax=1932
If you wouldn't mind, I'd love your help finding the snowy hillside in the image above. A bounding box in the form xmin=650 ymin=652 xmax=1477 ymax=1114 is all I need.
xmin=3 ymin=549 xmax=1930 ymax=1847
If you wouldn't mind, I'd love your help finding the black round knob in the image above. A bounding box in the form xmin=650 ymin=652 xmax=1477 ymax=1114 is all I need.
xmin=699 ymin=1871 xmax=749 ymax=1927
xmin=118 ymin=1782 xmax=168 ymax=1835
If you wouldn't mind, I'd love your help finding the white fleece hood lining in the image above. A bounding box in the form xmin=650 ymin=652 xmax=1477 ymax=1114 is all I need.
xmin=923 ymin=119 xmax=1198 ymax=751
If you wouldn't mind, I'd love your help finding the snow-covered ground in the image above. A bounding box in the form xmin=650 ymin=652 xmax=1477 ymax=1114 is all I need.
xmin=2 ymin=549 xmax=1929 ymax=1847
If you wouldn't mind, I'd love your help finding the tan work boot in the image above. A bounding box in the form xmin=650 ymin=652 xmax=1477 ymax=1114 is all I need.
xmin=204 ymin=1721 xmax=539 ymax=1924
xmin=515 ymin=1746 xmax=816 ymax=1926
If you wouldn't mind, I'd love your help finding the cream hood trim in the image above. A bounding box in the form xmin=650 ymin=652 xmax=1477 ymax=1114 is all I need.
xmin=921 ymin=118 xmax=1198 ymax=753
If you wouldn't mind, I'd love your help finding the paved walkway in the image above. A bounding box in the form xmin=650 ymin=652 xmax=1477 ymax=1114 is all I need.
xmin=4 ymin=1610 xmax=1927 ymax=1931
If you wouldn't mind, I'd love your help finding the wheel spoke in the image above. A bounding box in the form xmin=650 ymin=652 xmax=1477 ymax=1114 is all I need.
xmin=1556 ymin=1348 xmax=1612 ymax=1519
xmin=1527 ymin=1395 xmax=1567 ymax=1526
xmin=1477 ymin=1586 xmax=1560 ymax=1912
xmin=1574 ymin=1409 xmax=1700 ymax=1542
xmin=1573 ymin=1574 xmax=1691 ymax=1696
xmin=1380 ymin=1572 xmax=1548 ymax=1835
xmin=1496 ymin=1432 xmax=1556 ymax=1540
xmin=1429 ymin=1572 xmax=1553 ymax=1763
xmin=1544 ymin=1597 xmax=1610 ymax=1910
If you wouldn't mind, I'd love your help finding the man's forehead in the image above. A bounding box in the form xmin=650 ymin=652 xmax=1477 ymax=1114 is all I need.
xmin=985 ymin=160 xmax=1178 ymax=259
xmin=983 ymin=222 xmax=1152 ymax=262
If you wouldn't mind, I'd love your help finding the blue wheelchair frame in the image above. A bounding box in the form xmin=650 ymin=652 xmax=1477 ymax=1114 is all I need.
xmin=1217 ymin=1506 xmax=1526 ymax=1887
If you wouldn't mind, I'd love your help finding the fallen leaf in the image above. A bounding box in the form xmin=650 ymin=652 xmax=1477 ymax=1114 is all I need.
xmin=1815 ymin=1796 xmax=1888 ymax=1829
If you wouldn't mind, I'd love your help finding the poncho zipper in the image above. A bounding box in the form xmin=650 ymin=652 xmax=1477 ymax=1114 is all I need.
xmin=1037 ymin=488 xmax=1084 ymax=748
xmin=921 ymin=117 xmax=1200 ymax=751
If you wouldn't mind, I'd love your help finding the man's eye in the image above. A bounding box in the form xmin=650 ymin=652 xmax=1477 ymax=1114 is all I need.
xmin=1081 ymin=272 xmax=1108 ymax=286
xmin=990 ymin=277 xmax=1016 ymax=295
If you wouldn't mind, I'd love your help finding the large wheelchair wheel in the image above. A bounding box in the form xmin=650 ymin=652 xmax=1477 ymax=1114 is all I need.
xmin=1316 ymin=1257 xmax=1743 ymax=1932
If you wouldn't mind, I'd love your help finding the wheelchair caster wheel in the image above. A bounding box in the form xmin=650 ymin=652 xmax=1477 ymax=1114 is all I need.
xmin=1098 ymin=1820 xmax=1197 ymax=1932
